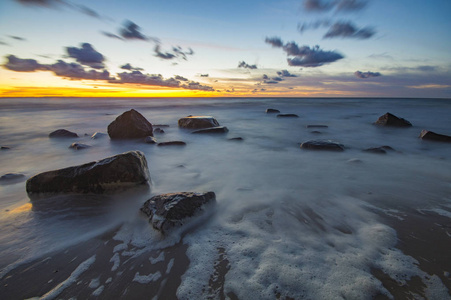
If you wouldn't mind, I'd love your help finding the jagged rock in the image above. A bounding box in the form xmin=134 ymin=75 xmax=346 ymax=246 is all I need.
xmin=419 ymin=130 xmax=451 ymax=142
xmin=277 ymin=114 xmax=299 ymax=118
xmin=49 ymin=129 xmax=78 ymax=138
xmin=26 ymin=151 xmax=150 ymax=196
xmin=266 ymin=108 xmax=280 ymax=113
xmin=374 ymin=113 xmax=412 ymax=127
xmin=363 ymin=146 xmax=395 ymax=154
xmin=69 ymin=143 xmax=91 ymax=150
xmin=192 ymin=126 xmax=228 ymax=134
xmin=108 ymin=109 xmax=153 ymax=139
xmin=306 ymin=125 xmax=328 ymax=128
xmin=178 ymin=116 xmax=220 ymax=129
xmin=144 ymin=136 xmax=157 ymax=144
xmin=141 ymin=191 xmax=216 ymax=233
xmin=153 ymin=128 xmax=165 ymax=134
xmin=157 ymin=141 xmax=186 ymax=146
xmin=300 ymin=140 xmax=345 ymax=151
xmin=91 ymin=132 xmax=107 ymax=139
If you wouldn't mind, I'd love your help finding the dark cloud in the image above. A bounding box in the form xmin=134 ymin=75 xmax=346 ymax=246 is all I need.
xmin=277 ymin=70 xmax=297 ymax=77
xmin=154 ymin=45 xmax=176 ymax=60
xmin=262 ymin=74 xmax=269 ymax=80
xmin=175 ymin=75 xmax=189 ymax=81
xmin=15 ymin=0 xmax=59 ymax=7
xmin=182 ymin=81 xmax=215 ymax=91
xmin=120 ymin=63 xmax=143 ymax=71
xmin=66 ymin=43 xmax=105 ymax=69
xmin=8 ymin=36 xmax=27 ymax=41
xmin=154 ymin=45 xmax=194 ymax=61
xmin=265 ymin=37 xmax=284 ymax=48
xmin=264 ymin=80 xmax=280 ymax=84
xmin=238 ymin=61 xmax=257 ymax=69
xmin=172 ymin=46 xmax=194 ymax=60
xmin=324 ymin=21 xmax=375 ymax=39
xmin=3 ymin=55 xmax=44 ymax=71
xmin=298 ymin=19 xmax=331 ymax=33
xmin=335 ymin=0 xmax=368 ymax=12
xmin=119 ymin=20 xmax=152 ymax=41
xmin=303 ymin=0 xmax=368 ymax=13
xmin=101 ymin=31 xmax=124 ymax=40
xmin=200 ymin=74 xmax=209 ymax=77
xmin=0 ymin=40 xmax=10 ymax=46
xmin=76 ymin=5 xmax=100 ymax=18
xmin=49 ymin=60 xmax=113 ymax=80
xmin=416 ymin=65 xmax=437 ymax=72
xmin=354 ymin=70 xmax=381 ymax=78
xmin=303 ymin=0 xmax=334 ymax=12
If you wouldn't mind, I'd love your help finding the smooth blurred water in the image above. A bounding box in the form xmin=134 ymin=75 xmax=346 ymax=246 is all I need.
xmin=1 ymin=97 xmax=450 ymax=298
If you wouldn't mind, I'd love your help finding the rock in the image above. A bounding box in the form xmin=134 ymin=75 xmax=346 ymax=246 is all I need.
xmin=108 ymin=109 xmax=153 ymax=139
xmin=26 ymin=151 xmax=150 ymax=196
xmin=49 ymin=129 xmax=78 ymax=138
xmin=91 ymin=132 xmax=107 ymax=139
xmin=192 ymin=126 xmax=229 ymax=134
xmin=300 ymin=140 xmax=345 ymax=151
xmin=178 ymin=116 xmax=220 ymax=129
xmin=69 ymin=143 xmax=91 ymax=150
xmin=229 ymin=137 xmax=243 ymax=141
xmin=1 ymin=146 xmax=11 ymax=150
xmin=419 ymin=130 xmax=451 ymax=143
xmin=277 ymin=114 xmax=299 ymax=118
xmin=153 ymin=124 xmax=170 ymax=128
xmin=306 ymin=125 xmax=328 ymax=128
xmin=310 ymin=131 xmax=322 ymax=134
xmin=363 ymin=146 xmax=395 ymax=154
xmin=140 ymin=191 xmax=216 ymax=233
xmin=144 ymin=136 xmax=157 ymax=144
xmin=153 ymin=128 xmax=165 ymax=134
xmin=266 ymin=108 xmax=280 ymax=113
xmin=0 ymin=173 xmax=25 ymax=181
xmin=374 ymin=112 xmax=412 ymax=127
xmin=157 ymin=141 xmax=186 ymax=146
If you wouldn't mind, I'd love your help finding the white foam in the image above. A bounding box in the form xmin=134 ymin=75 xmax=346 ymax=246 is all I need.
xmin=92 ymin=285 xmax=104 ymax=297
xmin=110 ymin=253 xmax=120 ymax=271
xmin=166 ymin=258 xmax=175 ymax=274
xmin=133 ymin=271 xmax=162 ymax=284
xmin=149 ymin=252 xmax=165 ymax=264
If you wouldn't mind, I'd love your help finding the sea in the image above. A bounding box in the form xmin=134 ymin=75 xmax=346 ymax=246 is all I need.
xmin=0 ymin=97 xmax=450 ymax=299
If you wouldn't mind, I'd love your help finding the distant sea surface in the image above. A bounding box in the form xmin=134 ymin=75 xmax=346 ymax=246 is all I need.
xmin=0 ymin=97 xmax=450 ymax=299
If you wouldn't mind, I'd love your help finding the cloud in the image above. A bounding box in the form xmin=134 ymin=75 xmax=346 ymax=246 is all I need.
xmin=8 ymin=36 xmax=27 ymax=41
xmin=277 ymin=70 xmax=297 ymax=77
xmin=0 ymin=40 xmax=9 ymax=46
xmin=75 ymin=5 xmax=101 ymax=18
xmin=238 ymin=61 xmax=257 ymax=69
xmin=303 ymin=0 xmax=368 ymax=13
xmin=335 ymin=0 xmax=368 ymax=12
xmin=303 ymin=0 xmax=334 ymax=12
xmin=354 ymin=70 xmax=381 ymax=78
xmin=101 ymin=31 xmax=124 ymax=40
xmin=154 ymin=45 xmax=194 ymax=61
xmin=49 ymin=60 xmax=113 ymax=80
xmin=324 ymin=21 xmax=375 ymax=39
xmin=182 ymin=81 xmax=215 ymax=91
xmin=298 ymin=19 xmax=331 ymax=33
xmin=15 ymin=0 xmax=59 ymax=7
xmin=3 ymin=55 xmax=45 ymax=71
xmin=200 ymin=74 xmax=209 ymax=77
xmin=120 ymin=63 xmax=143 ymax=71
xmin=154 ymin=45 xmax=176 ymax=60
xmin=119 ymin=20 xmax=153 ymax=41
xmin=175 ymin=75 xmax=189 ymax=81
xmin=265 ymin=37 xmax=284 ymax=48
xmin=66 ymin=43 xmax=105 ymax=69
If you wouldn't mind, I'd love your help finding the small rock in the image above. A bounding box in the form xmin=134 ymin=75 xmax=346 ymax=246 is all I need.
xmin=69 ymin=143 xmax=91 ymax=150
xmin=144 ymin=136 xmax=157 ymax=144
xmin=419 ymin=130 xmax=451 ymax=143
xmin=310 ymin=131 xmax=322 ymax=134
xmin=0 ymin=173 xmax=25 ymax=181
xmin=108 ymin=109 xmax=153 ymax=139
xmin=157 ymin=141 xmax=186 ymax=146
xmin=229 ymin=137 xmax=243 ymax=141
xmin=277 ymin=114 xmax=299 ymax=118
xmin=178 ymin=116 xmax=220 ymax=129
xmin=153 ymin=128 xmax=165 ymax=134
xmin=1 ymin=146 xmax=11 ymax=150
xmin=363 ymin=146 xmax=395 ymax=154
xmin=49 ymin=129 xmax=78 ymax=138
xmin=306 ymin=125 xmax=328 ymax=128
xmin=266 ymin=108 xmax=280 ymax=113
xmin=192 ymin=126 xmax=228 ymax=134
xmin=300 ymin=140 xmax=345 ymax=151
xmin=140 ymin=191 xmax=216 ymax=233
xmin=91 ymin=132 xmax=107 ymax=139
xmin=374 ymin=112 xmax=412 ymax=127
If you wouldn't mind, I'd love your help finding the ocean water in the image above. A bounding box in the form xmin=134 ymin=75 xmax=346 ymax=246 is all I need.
xmin=0 ymin=97 xmax=450 ymax=299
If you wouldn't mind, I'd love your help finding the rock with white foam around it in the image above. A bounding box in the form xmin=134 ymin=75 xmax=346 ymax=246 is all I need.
xmin=141 ymin=191 xmax=216 ymax=233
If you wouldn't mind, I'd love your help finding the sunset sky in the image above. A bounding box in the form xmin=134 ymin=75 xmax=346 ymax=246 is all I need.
xmin=0 ymin=0 xmax=450 ymax=98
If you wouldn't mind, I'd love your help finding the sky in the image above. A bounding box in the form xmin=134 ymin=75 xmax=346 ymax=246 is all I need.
xmin=0 ymin=0 xmax=450 ymax=98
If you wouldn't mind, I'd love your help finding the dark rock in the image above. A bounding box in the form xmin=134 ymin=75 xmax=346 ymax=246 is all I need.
xmin=108 ymin=109 xmax=153 ymax=139
xmin=310 ymin=131 xmax=322 ymax=134
xmin=153 ymin=128 xmax=165 ymax=134
xmin=1 ymin=173 xmax=25 ymax=181
xmin=157 ymin=141 xmax=186 ymax=146
xmin=277 ymin=114 xmax=299 ymax=118
xmin=192 ymin=126 xmax=229 ymax=134
xmin=363 ymin=147 xmax=387 ymax=154
xmin=153 ymin=124 xmax=170 ymax=128
xmin=374 ymin=112 xmax=412 ymax=127
xmin=306 ymin=125 xmax=328 ymax=128
xmin=229 ymin=137 xmax=243 ymax=141
xmin=91 ymin=132 xmax=107 ymax=139
xmin=300 ymin=140 xmax=345 ymax=151
xmin=49 ymin=129 xmax=78 ymax=138
xmin=1 ymin=146 xmax=11 ymax=150
xmin=69 ymin=143 xmax=91 ymax=150
xmin=419 ymin=130 xmax=451 ymax=143
xmin=144 ymin=136 xmax=157 ymax=144
xmin=266 ymin=108 xmax=280 ymax=113
xmin=26 ymin=151 xmax=150 ymax=196
xmin=140 ymin=191 xmax=216 ymax=233
xmin=178 ymin=116 xmax=220 ymax=129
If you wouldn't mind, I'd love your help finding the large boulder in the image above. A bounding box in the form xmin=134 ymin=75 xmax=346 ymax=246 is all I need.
xmin=108 ymin=109 xmax=153 ymax=139
xmin=178 ymin=116 xmax=220 ymax=129
xmin=374 ymin=112 xmax=412 ymax=127
xmin=419 ymin=130 xmax=451 ymax=142
xmin=140 ymin=191 xmax=216 ymax=233
xmin=300 ymin=140 xmax=345 ymax=151
xmin=49 ymin=129 xmax=78 ymax=138
xmin=26 ymin=151 xmax=150 ymax=196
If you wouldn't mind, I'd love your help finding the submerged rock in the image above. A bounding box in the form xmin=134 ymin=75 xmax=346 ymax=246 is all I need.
xmin=49 ymin=129 xmax=78 ymax=138
xmin=144 ymin=136 xmax=158 ymax=144
xmin=1 ymin=146 xmax=11 ymax=150
xmin=26 ymin=151 xmax=150 ymax=196
xmin=374 ymin=113 xmax=412 ymax=127
xmin=277 ymin=114 xmax=299 ymax=118
xmin=69 ymin=143 xmax=91 ymax=150
xmin=153 ymin=128 xmax=165 ymax=134
xmin=419 ymin=130 xmax=451 ymax=143
xmin=108 ymin=109 xmax=153 ymax=139
xmin=300 ymin=140 xmax=345 ymax=151
xmin=140 ymin=191 xmax=216 ymax=233
xmin=363 ymin=146 xmax=395 ymax=154
xmin=266 ymin=108 xmax=280 ymax=113
xmin=157 ymin=141 xmax=186 ymax=146
xmin=91 ymin=132 xmax=107 ymax=139
xmin=229 ymin=137 xmax=243 ymax=141
xmin=0 ymin=173 xmax=25 ymax=181
xmin=178 ymin=116 xmax=220 ymax=129
xmin=192 ymin=126 xmax=229 ymax=134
